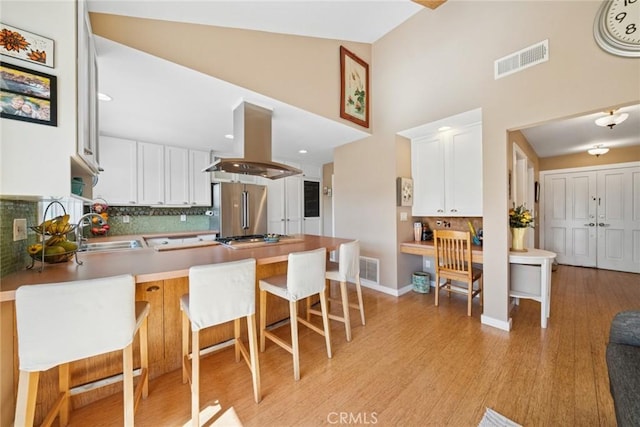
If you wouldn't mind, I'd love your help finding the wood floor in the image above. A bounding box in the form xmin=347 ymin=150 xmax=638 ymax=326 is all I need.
xmin=67 ymin=265 xmax=639 ymax=426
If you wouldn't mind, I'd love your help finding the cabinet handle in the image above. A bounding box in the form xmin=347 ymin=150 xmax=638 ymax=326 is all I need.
xmin=584 ymin=223 xmax=596 ymax=227
xmin=129 ymin=201 xmax=136 ymax=204
xmin=84 ymin=148 xmax=93 ymax=155
xmin=598 ymin=223 xmax=609 ymax=227
xmin=450 ymin=209 xmax=458 ymax=213
xmin=437 ymin=209 xmax=444 ymax=213
xmin=158 ymin=201 xmax=164 ymax=204
xmin=146 ymin=285 xmax=160 ymax=292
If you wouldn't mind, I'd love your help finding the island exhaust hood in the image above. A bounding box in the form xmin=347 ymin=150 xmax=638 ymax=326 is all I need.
xmin=203 ymin=101 xmax=302 ymax=180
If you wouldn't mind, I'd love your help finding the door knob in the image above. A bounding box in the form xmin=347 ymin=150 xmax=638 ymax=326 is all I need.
xmin=598 ymin=223 xmax=609 ymax=227
xmin=583 ymin=223 xmax=595 ymax=227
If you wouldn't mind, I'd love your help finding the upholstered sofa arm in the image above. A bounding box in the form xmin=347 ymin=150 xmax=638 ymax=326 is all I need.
xmin=609 ymin=310 xmax=640 ymax=347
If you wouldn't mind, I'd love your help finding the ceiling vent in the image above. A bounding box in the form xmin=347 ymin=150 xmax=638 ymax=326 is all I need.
xmin=494 ymin=39 xmax=549 ymax=80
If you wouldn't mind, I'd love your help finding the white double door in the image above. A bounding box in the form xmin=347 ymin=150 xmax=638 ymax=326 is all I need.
xmin=543 ymin=165 xmax=640 ymax=273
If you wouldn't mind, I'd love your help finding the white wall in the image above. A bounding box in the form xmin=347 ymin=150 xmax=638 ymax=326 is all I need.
xmin=0 ymin=1 xmax=77 ymax=198
xmin=334 ymin=1 xmax=640 ymax=328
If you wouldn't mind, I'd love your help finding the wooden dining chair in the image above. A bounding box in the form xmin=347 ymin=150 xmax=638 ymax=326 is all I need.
xmin=433 ymin=229 xmax=483 ymax=316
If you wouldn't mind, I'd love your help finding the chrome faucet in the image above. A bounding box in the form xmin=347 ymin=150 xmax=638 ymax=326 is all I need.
xmin=75 ymin=213 xmax=105 ymax=250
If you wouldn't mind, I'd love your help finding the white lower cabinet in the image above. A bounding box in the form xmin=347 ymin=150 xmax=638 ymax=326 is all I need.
xmin=267 ymin=176 xmax=302 ymax=235
xmin=412 ymin=123 xmax=482 ymax=217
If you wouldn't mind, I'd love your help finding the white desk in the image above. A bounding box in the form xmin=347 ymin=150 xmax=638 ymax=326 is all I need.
xmin=508 ymin=248 xmax=557 ymax=328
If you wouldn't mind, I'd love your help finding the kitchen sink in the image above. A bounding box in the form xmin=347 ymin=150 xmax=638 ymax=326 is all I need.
xmin=78 ymin=239 xmax=144 ymax=252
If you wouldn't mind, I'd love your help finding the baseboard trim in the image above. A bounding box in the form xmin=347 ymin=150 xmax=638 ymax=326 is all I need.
xmin=481 ymin=314 xmax=512 ymax=331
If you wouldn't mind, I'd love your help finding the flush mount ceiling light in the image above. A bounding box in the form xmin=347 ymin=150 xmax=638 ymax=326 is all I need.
xmin=588 ymin=144 xmax=610 ymax=157
xmin=595 ymin=109 xmax=628 ymax=129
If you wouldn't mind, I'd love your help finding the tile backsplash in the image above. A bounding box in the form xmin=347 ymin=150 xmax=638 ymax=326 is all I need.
xmin=1 ymin=199 xmax=212 ymax=277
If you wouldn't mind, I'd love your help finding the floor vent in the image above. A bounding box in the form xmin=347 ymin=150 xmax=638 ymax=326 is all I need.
xmin=359 ymin=256 xmax=380 ymax=285
xmin=494 ymin=39 xmax=549 ymax=80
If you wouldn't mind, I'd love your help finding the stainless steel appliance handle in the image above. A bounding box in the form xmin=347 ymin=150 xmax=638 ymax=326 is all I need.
xmin=241 ymin=191 xmax=249 ymax=230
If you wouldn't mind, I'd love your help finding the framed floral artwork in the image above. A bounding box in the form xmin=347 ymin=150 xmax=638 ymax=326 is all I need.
xmin=340 ymin=46 xmax=369 ymax=128
xmin=0 ymin=23 xmax=54 ymax=68
xmin=397 ymin=177 xmax=413 ymax=207
xmin=0 ymin=61 xmax=57 ymax=126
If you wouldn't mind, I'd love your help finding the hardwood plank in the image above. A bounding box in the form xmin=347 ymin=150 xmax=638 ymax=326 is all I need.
xmin=67 ymin=265 xmax=634 ymax=426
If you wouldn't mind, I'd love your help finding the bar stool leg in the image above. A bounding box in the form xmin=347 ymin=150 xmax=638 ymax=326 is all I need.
xmin=14 ymin=370 xmax=39 ymax=426
xmin=246 ymin=314 xmax=261 ymax=403
xmin=339 ymin=280 xmax=352 ymax=342
xmin=290 ymin=300 xmax=301 ymax=381
xmin=355 ymin=278 xmax=366 ymax=325
xmin=234 ymin=318 xmax=241 ymax=362
xmin=182 ymin=312 xmax=190 ymax=384
xmin=259 ymin=290 xmax=267 ymax=352
xmin=319 ymin=287 xmax=333 ymax=359
xmin=58 ymin=363 xmax=70 ymax=426
xmin=123 ymin=344 xmax=135 ymax=427
xmin=191 ymin=330 xmax=200 ymax=426
xmin=140 ymin=315 xmax=149 ymax=399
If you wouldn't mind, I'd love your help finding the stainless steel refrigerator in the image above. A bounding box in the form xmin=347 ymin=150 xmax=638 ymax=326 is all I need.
xmin=210 ymin=182 xmax=267 ymax=238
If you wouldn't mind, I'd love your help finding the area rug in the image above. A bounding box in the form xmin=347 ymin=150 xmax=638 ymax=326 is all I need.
xmin=478 ymin=407 xmax=522 ymax=427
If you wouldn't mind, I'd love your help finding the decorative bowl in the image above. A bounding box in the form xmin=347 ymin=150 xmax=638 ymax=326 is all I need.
xmin=264 ymin=235 xmax=280 ymax=243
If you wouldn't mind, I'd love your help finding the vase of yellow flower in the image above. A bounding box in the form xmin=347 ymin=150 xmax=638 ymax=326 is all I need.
xmin=509 ymin=204 xmax=534 ymax=252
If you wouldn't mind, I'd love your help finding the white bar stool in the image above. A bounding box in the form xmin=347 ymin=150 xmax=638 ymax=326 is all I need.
xmin=307 ymin=240 xmax=365 ymax=342
xmin=259 ymin=247 xmax=332 ymax=381
xmin=13 ymin=274 xmax=149 ymax=427
xmin=181 ymin=258 xmax=261 ymax=426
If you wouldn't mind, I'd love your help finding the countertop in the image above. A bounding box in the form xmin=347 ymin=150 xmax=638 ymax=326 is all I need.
xmin=400 ymin=240 xmax=484 ymax=263
xmin=1 ymin=232 xmax=352 ymax=302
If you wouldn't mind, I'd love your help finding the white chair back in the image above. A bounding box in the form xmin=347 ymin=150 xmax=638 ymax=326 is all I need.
xmin=286 ymin=247 xmax=326 ymax=300
xmin=338 ymin=240 xmax=360 ymax=282
xmin=15 ymin=275 xmax=136 ymax=372
xmin=187 ymin=258 xmax=256 ymax=331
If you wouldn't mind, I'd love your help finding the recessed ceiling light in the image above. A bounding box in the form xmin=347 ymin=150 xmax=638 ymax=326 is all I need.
xmin=224 ymin=134 xmax=234 ymax=140
xmin=97 ymin=92 xmax=112 ymax=101
xmin=298 ymin=149 xmax=308 ymax=154
xmin=438 ymin=126 xmax=451 ymax=132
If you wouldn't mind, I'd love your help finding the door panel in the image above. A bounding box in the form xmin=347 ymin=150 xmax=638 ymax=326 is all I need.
xmin=544 ymin=172 xmax=596 ymax=267
xmin=544 ymin=166 xmax=640 ymax=273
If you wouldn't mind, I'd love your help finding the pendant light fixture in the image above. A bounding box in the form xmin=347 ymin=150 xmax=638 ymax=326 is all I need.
xmin=587 ymin=144 xmax=609 ymax=157
xmin=595 ymin=109 xmax=629 ymax=129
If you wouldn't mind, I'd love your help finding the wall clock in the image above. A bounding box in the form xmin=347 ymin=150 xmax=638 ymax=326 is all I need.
xmin=594 ymin=0 xmax=640 ymax=57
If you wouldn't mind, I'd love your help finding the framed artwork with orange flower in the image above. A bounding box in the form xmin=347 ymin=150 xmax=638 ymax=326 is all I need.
xmin=340 ymin=46 xmax=369 ymax=128
xmin=1 ymin=61 xmax=57 ymax=126
xmin=0 ymin=24 xmax=54 ymax=68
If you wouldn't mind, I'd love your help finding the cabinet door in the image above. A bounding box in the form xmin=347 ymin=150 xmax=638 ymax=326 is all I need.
xmin=447 ymin=124 xmax=482 ymax=216
xmin=137 ymin=142 xmax=165 ymax=205
xmin=189 ymin=149 xmax=212 ymax=205
xmin=93 ymin=136 xmax=137 ymax=205
xmin=412 ymin=134 xmax=445 ymax=216
xmin=285 ymin=176 xmax=303 ymax=234
xmin=266 ymin=179 xmax=285 ymax=234
xmin=164 ymin=146 xmax=189 ymax=205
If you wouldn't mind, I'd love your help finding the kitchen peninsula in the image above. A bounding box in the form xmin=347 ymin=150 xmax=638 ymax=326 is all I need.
xmin=1 ymin=233 xmax=352 ymax=422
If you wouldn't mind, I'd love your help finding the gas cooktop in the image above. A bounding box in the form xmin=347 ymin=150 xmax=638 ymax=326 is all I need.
xmin=216 ymin=234 xmax=287 ymax=245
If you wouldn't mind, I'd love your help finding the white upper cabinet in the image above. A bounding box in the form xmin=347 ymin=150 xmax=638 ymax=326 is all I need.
xmin=137 ymin=141 xmax=165 ymax=205
xmin=412 ymin=123 xmax=482 ymax=217
xmin=93 ymin=136 xmax=137 ymax=205
xmin=164 ymin=146 xmax=190 ymax=205
xmin=96 ymin=138 xmax=212 ymax=206
xmin=189 ymin=149 xmax=212 ymax=206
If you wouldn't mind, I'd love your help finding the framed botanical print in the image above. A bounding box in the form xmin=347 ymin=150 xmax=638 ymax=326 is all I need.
xmin=397 ymin=177 xmax=413 ymax=207
xmin=340 ymin=46 xmax=369 ymax=128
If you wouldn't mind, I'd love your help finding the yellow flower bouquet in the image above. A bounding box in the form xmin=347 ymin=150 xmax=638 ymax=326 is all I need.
xmin=509 ymin=204 xmax=535 ymax=228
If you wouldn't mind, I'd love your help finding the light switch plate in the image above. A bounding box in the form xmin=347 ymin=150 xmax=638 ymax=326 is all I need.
xmin=180 ymin=214 xmax=187 ymax=222
xmin=400 ymin=212 xmax=408 ymax=221
xmin=13 ymin=218 xmax=27 ymax=241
